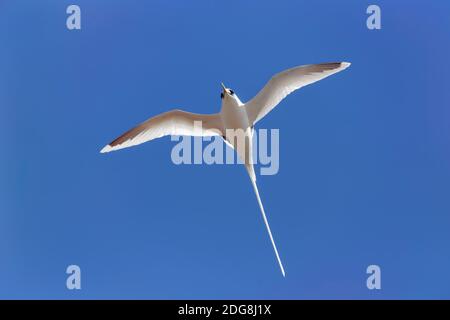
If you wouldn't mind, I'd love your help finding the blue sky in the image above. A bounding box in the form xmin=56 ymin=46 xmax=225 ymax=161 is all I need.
xmin=1 ymin=0 xmax=450 ymax=299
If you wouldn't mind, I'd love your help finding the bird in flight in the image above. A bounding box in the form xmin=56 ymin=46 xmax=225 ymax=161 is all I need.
xmin=100 ymin=62 xmax=351 ymax=277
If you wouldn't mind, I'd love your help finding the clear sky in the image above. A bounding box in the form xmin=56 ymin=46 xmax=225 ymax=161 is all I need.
xmin=1 ymin=0 xmax=450 ymax=299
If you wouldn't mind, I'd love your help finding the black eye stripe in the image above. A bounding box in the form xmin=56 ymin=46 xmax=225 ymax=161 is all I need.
xmin=221 ymin=93 xmax=224 ymax=99
xmin=229 ymin=90 xmax=234 ymax=95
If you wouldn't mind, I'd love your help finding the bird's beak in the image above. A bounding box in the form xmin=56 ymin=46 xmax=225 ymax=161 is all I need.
xmin=221 ymin=82 xmax=227 ymax=93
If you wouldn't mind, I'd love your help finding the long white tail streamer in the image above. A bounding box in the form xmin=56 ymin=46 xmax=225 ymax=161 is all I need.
xmin=249 ymin=175 xmax=286 ymax=277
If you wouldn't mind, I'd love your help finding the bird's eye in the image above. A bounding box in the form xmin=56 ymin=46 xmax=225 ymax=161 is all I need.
xmin=221 ymin=93 xmax=224 ymax=99
xmin=229 ymin=90 xmax=234 ymax=95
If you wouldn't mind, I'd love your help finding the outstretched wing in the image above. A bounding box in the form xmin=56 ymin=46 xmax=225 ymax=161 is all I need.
xmin=245 ymin=62 xmax=351 ymax=124
xmin=100 ymin=109 xmax=223 ymax=153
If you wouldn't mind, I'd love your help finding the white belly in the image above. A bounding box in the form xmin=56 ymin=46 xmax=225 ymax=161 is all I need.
xmin=220 ymin=102 xmax=254 ymax=165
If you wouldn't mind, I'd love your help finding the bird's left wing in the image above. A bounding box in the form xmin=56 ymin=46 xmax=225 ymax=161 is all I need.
xmin=245 ymin=62 xmax=351 ymax=124
xmin=100 ymin=109 xmax=223 ymax=153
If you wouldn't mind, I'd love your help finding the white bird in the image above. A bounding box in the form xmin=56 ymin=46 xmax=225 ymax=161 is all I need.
xmin=100 ymin=62 xmax=351 ymax=277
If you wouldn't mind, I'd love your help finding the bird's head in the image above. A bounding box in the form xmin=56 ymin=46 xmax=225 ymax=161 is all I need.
xmin=220 ymin=83 xmax=242 ymax=106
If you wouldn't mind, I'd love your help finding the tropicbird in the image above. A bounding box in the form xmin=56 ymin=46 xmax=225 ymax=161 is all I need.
xmin=100 ymin=62 xmax=351 ymax=277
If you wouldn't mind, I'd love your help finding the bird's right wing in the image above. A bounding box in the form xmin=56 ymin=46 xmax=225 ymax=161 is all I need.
xmin=100 ymin=109 xmax=223 ymax=153
xmin=245 ymin=62 xmax=351 ymax=124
